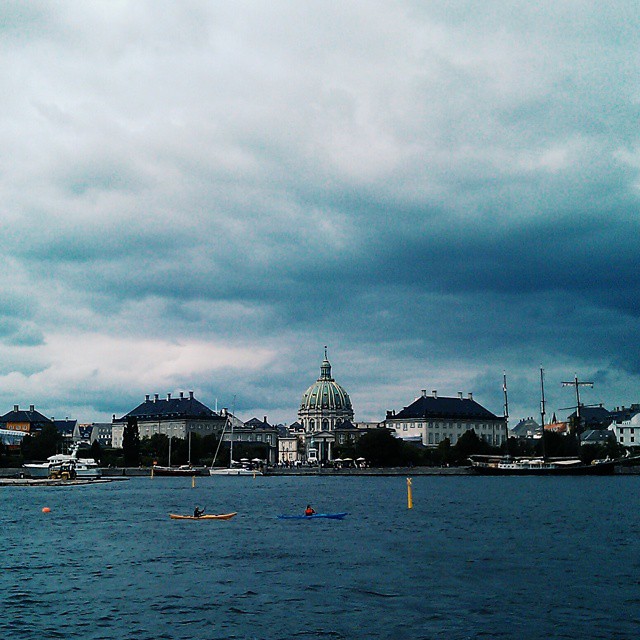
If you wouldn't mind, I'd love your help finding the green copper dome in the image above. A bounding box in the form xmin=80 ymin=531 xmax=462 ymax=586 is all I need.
xmin=299 ymin=349 xmax=353 ymax=414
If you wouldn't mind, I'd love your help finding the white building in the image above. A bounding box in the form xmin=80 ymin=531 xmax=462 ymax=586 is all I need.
xmin=112 ymin=392 xmax=226 ymax=440
xmin=610 ymin=412 xmax=640 ymax=449
xmin=385 ymin=389 xmax=507 ymax=447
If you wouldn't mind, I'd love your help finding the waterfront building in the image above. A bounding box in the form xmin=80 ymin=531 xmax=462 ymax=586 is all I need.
xmin=220 ymin=415 xmax=278 ymax=464
xmin=610 ymin=412 xmax=640 ymax=449
xmin=581 ymin=429 xmax=615 ymax=446
xmin=511 ymin=417 xmax=542 ymax=438
xmin=334 ymin=420 xmax=365 ymax=449
xmin=113 ymin=391 xmax=226 ymax=440
xmin=278 ymin=428 xmax=300 ymax=464
xmin=111 ymin=423 xmax=124 ymax=449
xmin=567 ymin=405 xmax=613 ymax=431
xmin=298 ymin=349 xmax=354 ymax=462
xmin=385 ymin=389 xmax=506 ymax=447
xmin=86 ymin=423 xmax=113 ymax=447
xmin=53 ymin=419 xmax=77 ymax=443
xmin=0 ymin=404 xmax=53 ymax=435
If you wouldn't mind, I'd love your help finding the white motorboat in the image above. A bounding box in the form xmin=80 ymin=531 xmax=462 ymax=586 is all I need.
xmin=23 ymin=444 xmax=102 ymax=478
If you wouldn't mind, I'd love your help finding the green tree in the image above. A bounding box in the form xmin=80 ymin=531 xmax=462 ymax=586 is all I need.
xmin=355 ymin=429 xmax=403 ymax=466
xmin=436 ymin=438 xmax=454 ymax=465
xmin=21 ymin=423 xmax=62 ymax=461
xmin=122 ymin=418 xmax=141 ymax=466
xmin=452 ymin=429 xmax=494 ymax=462
xmin=538 ymin=431 xmax=578 ymax=458
xmin=90 ymin=440 xmax=102 ymax=464
xmin=333 ymin=435 xmax=357 ymax=460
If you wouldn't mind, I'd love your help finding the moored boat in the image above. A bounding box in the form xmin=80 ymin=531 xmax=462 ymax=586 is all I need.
xmin=209 ymin=464 xmax=262 ymax=476
xmin=153 ymin=465 xmax=202 ymax=477
xmin=469 ymin=369 xmax=616 ymax=476
xmin=468 ymin=455 xmax=616 ymax=475
xmin=208 ymin=404 xmax=264 ymax=476
xmin=23 ymin=444 xmax=101 ymax=479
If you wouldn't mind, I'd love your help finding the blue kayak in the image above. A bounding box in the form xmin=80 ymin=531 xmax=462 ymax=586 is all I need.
xmin=277 ymin=512 xmax=348 ymax=520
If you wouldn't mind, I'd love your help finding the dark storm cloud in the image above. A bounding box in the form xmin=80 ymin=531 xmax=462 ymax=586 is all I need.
xmin=1 ymin=1 xmax=640 ymax=423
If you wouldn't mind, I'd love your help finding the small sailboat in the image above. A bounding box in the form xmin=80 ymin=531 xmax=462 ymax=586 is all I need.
xmin=209 ymin=404 xmax=263 ymax=476
xmin=153 ymin=433 xmax=201 ymax=476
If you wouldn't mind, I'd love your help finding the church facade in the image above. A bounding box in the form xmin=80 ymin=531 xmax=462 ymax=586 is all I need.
xmin=298 ymin=349 xmax=354 ymax=462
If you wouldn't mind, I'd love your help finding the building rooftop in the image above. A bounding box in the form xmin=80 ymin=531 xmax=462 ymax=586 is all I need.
xmin=388 ymin=391 xmax=501 ymax=421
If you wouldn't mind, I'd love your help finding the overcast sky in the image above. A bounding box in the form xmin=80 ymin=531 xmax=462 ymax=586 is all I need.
xmin=1 ymin=1 xmax=639 ymax=426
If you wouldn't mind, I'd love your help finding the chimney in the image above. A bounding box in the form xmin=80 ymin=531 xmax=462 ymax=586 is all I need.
xmin=14 ymin=404 xmax=18 ymax=412
xmin=189 ymin=391 xmax=194 ymax=399
xmin=145 ymin=394 xmax=150 ymax=402
xmin=264 ymin=415 xmax=268 ymax=425
xmin=421 ymin=389 xmax=427 ymax=398
xmin=167 ymin=393 xmax=172 ymax=401
xmin=180 ymin=392 xmax=184 ymax=399
xmin=29 ymin=404 xmax=35 ymax=412
xmin=468 ymin=393 xmax=473 ymax=401
xmin=432 ymin=390 xmax=437 ymax=399
xmin=458 ymin=392 xmax=463 ymax=400
xmin=154 ymin=394 xmax=158 ymax=402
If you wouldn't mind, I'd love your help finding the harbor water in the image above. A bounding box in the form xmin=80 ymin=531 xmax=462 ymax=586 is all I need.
xmin=1 ymin=475 xmax=638 ymax=639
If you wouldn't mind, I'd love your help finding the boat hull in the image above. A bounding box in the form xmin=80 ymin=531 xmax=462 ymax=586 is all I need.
xmin=23 ymin=463 xmax=101 ymax=479
xmin=469 ymin=460 xmax=616 ymax=476
xmin=277 ymin=512 xmax=348 ymax=520
xmin=153 ymin=467 xmax=202 ymax=476
xmin=209 ymin=468 xmax=262 ymax=476
xmin=169 ymin=512 xmax=237 ymax=520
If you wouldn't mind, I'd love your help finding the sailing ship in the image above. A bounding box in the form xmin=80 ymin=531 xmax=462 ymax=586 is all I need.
xmin=152 ymin=432 xmax=202 ymax=476
xmin=209 ymin=408 xmax=263 ymax=476
xmin=469 ymin=369 xmax=616 ymax=476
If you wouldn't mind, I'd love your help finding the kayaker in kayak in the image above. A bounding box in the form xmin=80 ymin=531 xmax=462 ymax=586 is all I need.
xmin=304 ymin=504 xmax=316 ymax=516
xmin=194 ymin=506 xmax=205 ymax=518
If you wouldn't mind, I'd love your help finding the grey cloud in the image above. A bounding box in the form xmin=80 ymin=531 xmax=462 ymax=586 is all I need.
xmin=1 ymin=2 xmax=640 ymax=424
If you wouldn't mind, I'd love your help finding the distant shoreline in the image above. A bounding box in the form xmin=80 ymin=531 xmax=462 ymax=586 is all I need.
xmin=1 ymin=464 xmax=638 ymax=483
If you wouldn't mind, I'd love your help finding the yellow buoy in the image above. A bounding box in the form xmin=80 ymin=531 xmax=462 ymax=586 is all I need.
xmin=407 ymin=477 xmax=413 ymax=509
xmin=191 ymin=475 xmax=195 ymax=488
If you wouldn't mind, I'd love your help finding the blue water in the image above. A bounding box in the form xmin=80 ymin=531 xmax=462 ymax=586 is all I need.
xmin=1 ymin=475 xmax=638 ymax=639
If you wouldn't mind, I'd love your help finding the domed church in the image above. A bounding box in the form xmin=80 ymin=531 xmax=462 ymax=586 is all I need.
xmin=298 ymin=348 xmax=354 ymax=461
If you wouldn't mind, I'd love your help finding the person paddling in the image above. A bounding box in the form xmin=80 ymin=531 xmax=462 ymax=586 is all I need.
xmin=304 ymin=504 xmax=316 ymax=516
xmin=194 ymin=506 xmax=205 ymax=518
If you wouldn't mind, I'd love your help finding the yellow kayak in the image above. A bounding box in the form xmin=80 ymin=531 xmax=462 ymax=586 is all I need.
xmin=169 ymin=512 xmax=237 ymax=520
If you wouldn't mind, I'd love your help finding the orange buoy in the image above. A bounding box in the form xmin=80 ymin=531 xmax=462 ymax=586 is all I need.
xmin=42 ymin=507 xmax=51 ymax=513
